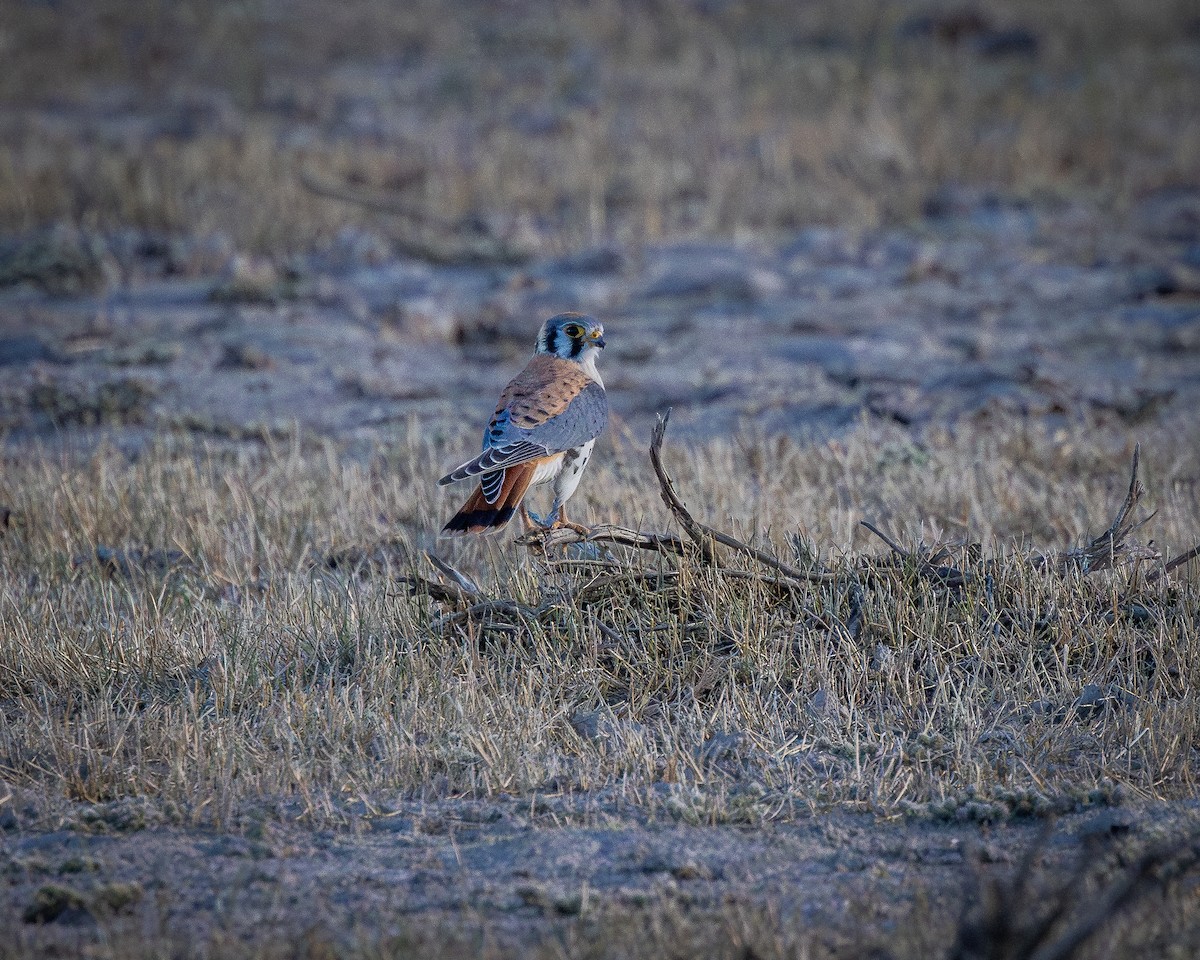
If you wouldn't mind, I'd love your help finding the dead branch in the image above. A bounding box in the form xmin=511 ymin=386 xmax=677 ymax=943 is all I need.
xmin=456 ymin=418 xmax=1190 ymax=643
xmin=648 ymin=411 xmax=839 ymax=584
xmin=424 ymin=551 xmax=482 ymax=597
xmin=858 ymin=521 xmax=909 ymax=556
xmin=1149 ymin=542 xmax=1200 ymax=582
xmin=433 ymin=598 xmax=542 ymax=631
xmin=858 ymin=521 xmax=972 ymax=588
xmin=862 ymin=445 xmax=1166 ymax=584
xmin=518 ymin=410 xmax=838 ymax=585
xmin=393 ymin=575 xmax=467 ymax=605
xmin=516 ymin=522 xmax=690 ymax=557
xmin=1037 ymin=444 xmax=1160 ymax=574
xmin=648 ymin=410 xmax=720 ymax=565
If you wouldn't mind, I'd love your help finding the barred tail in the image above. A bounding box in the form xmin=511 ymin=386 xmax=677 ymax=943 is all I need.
xmin=440 ymin=463 xmax=536 ymax=536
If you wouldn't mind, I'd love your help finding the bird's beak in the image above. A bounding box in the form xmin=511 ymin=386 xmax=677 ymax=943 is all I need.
xmin=593 ymin=333 xmax=606 ymax=349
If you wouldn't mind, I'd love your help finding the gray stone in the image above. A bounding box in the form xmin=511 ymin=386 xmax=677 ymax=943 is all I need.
xmin=697 ymin=731 xmax=745 ymax=763
xmin=569 ymin=709 xmax=644 ymax=746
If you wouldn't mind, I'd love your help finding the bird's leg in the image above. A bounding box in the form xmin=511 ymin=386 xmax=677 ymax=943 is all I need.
xmin=549 ymin=502 xmax=590 ymax=536
xmin=519 ymin=503 xmax=535 ymax=534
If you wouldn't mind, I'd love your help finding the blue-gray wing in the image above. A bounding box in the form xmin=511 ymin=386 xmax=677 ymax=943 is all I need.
xmin=438 ymin=382 xmax=607 ymax=486
xmin=515 ymin=381 xmax=607 ymax=454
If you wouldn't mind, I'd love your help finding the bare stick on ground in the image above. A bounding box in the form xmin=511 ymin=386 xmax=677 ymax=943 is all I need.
xmin=521 ymin=410 xmax=839 ymax=585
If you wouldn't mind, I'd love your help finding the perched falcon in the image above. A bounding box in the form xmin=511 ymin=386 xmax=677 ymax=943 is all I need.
xmin=438 ymin=312 xmax=608 ymax=536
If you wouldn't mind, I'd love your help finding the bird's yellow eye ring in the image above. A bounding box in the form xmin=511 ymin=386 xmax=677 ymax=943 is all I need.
xmin=563 ymin=324 xmax=583 ymax=339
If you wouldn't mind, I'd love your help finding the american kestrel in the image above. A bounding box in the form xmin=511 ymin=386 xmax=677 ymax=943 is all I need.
xmin=439 ymin=312 xmax=608 ymax=536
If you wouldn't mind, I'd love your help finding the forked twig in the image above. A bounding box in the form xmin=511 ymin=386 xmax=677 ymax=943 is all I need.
xmin=518 ymin=410 xmax=838 ymax=585
xmin=648 ymin=410 xmax=720 ymax=565
xmin=1039 ymin=444 xmax=1159 ymax=574
xmin=862 ymin=444 xmax=1168 ymax=585
xmin=649 ymin=411 xmax=839 ymax=583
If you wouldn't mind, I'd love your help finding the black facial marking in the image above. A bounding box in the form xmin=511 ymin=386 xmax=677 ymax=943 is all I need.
xmin=569 ymin=335 xmax=582 ymax=358
xmin=545 ymin=326 xmax=558 ymax=356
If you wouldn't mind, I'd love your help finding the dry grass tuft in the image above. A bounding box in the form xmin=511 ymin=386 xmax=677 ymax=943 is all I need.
xmin=2 ymin=413 xmax=1198 ymax=833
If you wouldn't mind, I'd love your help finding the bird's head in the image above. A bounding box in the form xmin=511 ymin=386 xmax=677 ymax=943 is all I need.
xmin=536 ymin=312 xmax=606 ymax=364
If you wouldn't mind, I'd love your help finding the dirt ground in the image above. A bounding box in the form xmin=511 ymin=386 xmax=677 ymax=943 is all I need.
xmin=3 ymin=2 xmax=1200 ymax=956
xmin=4 ymin=795 xmax=1200 ymax=958
xmin=3 ymin=186 xmax=1199 ymax=453
xmin=3 ymin=190 xmax=1200 ymax=958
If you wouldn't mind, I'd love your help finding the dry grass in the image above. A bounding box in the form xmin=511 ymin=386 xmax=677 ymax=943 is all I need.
xmin=2 ymin=413 xmax=1198 ymax=833
xmin=1 ymin=0 xmax=1198 ymax=255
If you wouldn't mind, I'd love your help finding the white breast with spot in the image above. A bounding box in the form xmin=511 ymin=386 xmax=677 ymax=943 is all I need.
xmin=550 ymin=439 xmax=595 ymax=509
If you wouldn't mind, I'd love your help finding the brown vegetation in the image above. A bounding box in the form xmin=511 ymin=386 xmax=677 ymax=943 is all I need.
xmin=2 ymin=414 xmax=1200 ymax=955
xmin=2 ymin=0 xmax=1198 ymax=255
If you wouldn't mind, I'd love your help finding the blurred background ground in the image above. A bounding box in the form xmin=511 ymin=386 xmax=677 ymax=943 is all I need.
xmin=2 ymin=1 xmax=1200 ymax=957
xmin=2 ymin=0 xmax=1199 ymax=251
xmin=1 ymin=0 xmax=1198 ymax=450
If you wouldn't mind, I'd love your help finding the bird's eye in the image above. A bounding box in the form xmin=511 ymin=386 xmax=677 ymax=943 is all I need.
xmin=563 ymin=324 xmax=583 ymax=338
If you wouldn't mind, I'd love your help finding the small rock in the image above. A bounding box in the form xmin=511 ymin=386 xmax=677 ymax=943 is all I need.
xmin=697 ymin=730 xmax=745 ymax=763
xmin=806 ymin=688 xmax=841 ymax=720
xmin=569 ymin=709 xmax=643 ymax=746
